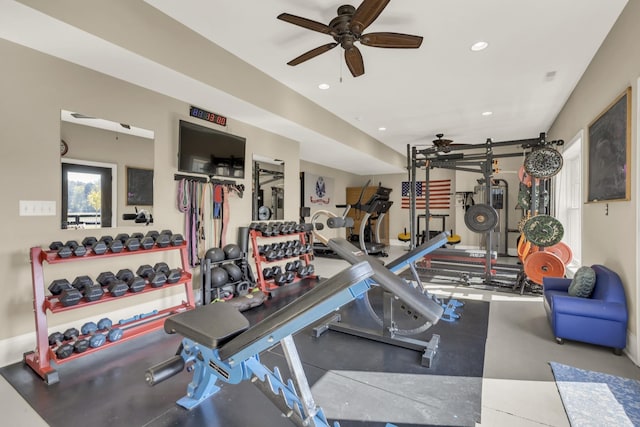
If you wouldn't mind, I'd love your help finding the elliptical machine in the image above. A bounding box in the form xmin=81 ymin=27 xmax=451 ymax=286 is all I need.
xmin=342 ymin=180 xmax=393 ymax=256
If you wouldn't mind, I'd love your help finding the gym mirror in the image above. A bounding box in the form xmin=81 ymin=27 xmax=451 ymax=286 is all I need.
xmin=60 ymin=110 xmax=155 ymax=229
xmin=252 ymin=155 xmax=285 ymax=221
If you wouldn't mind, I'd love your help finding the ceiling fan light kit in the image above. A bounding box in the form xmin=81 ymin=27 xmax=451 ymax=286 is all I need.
xmin=278 ymin=0 xmax=423 ymax=77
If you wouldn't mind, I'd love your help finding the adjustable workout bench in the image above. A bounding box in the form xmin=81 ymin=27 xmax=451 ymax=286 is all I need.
xmin=146 ymin=237 xmax=444 ymax=427
xmin=313 ymin=233 xmax=456 ymax=364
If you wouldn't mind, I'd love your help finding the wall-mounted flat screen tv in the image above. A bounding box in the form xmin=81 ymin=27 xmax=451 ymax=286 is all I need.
xmin=178 ymin=120 xmax=246 ymax=179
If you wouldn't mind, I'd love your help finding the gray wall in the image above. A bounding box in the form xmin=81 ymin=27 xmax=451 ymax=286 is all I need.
xmin=0 ymin=39 xmax=300 ymax=361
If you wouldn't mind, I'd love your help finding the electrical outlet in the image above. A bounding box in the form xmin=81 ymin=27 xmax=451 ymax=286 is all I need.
xmin=19 ymin=200 xmax=56 ymax=216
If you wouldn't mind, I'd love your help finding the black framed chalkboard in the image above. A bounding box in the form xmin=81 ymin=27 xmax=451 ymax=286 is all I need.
xmin=126 ymin=167 xmax=154 ymax=205
xmin=587 ymin=87 xmax=631 ymax=202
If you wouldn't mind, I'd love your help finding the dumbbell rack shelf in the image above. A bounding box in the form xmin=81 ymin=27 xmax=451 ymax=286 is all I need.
xmin=25 ymin=242 xmax=196 ymax=384
xmin=249 ymin=230 xmax=315 ymax=295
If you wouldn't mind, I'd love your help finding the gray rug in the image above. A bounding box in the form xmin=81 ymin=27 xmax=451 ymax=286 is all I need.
xmin=550 ymin=362 xmax=640 ymax=426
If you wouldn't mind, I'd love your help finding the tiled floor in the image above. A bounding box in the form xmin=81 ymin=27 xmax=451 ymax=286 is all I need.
xmin=2 ymin=244 xmax=639 ymax=426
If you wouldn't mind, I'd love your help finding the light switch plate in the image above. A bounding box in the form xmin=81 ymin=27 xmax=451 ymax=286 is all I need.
xmin=19 ymin=200 xmax=56 ymax=216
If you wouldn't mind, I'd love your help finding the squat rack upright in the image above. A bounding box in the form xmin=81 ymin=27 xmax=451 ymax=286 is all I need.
xmin=406 ymin=132 xmax=563 ymax=284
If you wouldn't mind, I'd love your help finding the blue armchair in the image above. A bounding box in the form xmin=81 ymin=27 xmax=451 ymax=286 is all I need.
xmin=543 ymin=264 xmax=628 ymax=355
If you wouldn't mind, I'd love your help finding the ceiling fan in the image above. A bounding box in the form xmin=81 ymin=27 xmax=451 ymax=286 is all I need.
xmin=432 ymin=133 xmax=454 ymax=148
xmin=277 ymin=0 xmax=423 ymax=77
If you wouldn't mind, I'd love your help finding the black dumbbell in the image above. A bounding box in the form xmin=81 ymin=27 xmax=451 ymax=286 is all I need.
xmin=148 ymin=270 xmax=167 ymax=288
xmin=145 ymin=230 xmax=160 ymax=241
xmin=114 ymin=233 xmax=130 ymax=244
xmin=81 ymin=237 xmax=98 ymax=248
xmin=155 ymin=233 xmax=171 ymax=248
xmin=262 ymin=267 xmax=274 ymax=279
xmin=124 ymin=237 xmax=141 ymax=251
xmin=96 ymin=271 xmax=128 ymax=297
xmin=137 ymin=264 xmax=154 ymax=279
xmin=108 ymin=238 xmax=124 ymax=253
xmin=170 ymin=234 xmax=184 ymax=246
xmin=48 ymin=330 xmax=75 ymax=359
xmin=153 ymin=262 xmax=170 ymax=275
xmin=62 ymin=327 xmax=91 ymax=354
xmin=140 ymin=236 xmax=155 ymax=250
xmin=298 ymin=264 xmax=315 ymax=277
xmin=128 ymin=275 xmax=147 ymax=293
xmin=64 ymin=240 xmax=87 ymax=257
xmin=49 ymin=241 xmax=72 ymax=258
xmin=131 ymin=232 xmax=144 ymax=240
xmin=116 ymin=267 xmax=145 ymax=292
xmin=99 ymin=235 xmax=114 ymax=246
xmin=71 ymin=275 xmax=103 ymax=302
xmin=274 ymin=273 xmax=287 ymax=286
xmin=48 ymin=279 xmax=82 ymax=307
xmin=166 ymin=268 xmax=182 ymax=284
xmin=116 ymin=269 xmax=134 ymax=283
xmin=285 ymin=260 xmax=302 ymax=272
xmin=91 ymin=239 xmax=108 ymax=255
xmin=271 ymin=266 xmax=283 ymax=277
xmin=265 ymin=250 xmax=278 ymax=261
xmin=284 ymin=271 xmax=295 ymax=283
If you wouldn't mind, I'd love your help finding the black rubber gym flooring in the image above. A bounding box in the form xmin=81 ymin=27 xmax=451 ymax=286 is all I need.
xmin=1 ymin=280 xmax=489 ymax=427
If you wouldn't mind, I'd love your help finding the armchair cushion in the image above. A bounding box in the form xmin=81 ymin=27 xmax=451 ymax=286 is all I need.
xmin=568 ymin=266 xmax=596 ymax=298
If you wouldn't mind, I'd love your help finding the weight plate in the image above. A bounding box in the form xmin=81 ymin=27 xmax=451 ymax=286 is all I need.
xmin=544 ymin=241 xmax=573 ymax=265
xmin=464 ymin=204 xmax=499 ymax=233
xmin=524 ymin=147 xmax=563 ymax=179
xmin=524 ymin=251 xmax=566 ymax=285
xmin=517 ymin=187 xmax=531 ymax=211
xmin=258 ymin=205 xmax=272 ymax=220
xmin=517 ymin=216 xmax=529 ymax=233
xmin=519 ymin=240 xmax=538 ymax=262
xmin=522 ymin=215 xmax=564 ymax=247
xmin=518 ymin=165 xmax=532 ymax=187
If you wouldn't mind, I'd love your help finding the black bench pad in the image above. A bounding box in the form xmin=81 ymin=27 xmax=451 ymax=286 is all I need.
xmin=165 ymin=303 xmax=250 ymax=349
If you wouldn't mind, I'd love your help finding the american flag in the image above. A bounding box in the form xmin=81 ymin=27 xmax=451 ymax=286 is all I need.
xmin=401 ymin=180 xmax=451 ymax=210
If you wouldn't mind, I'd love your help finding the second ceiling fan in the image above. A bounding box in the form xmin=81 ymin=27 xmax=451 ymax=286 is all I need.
xmin=277 ymin=0 xmax=423 ymax=77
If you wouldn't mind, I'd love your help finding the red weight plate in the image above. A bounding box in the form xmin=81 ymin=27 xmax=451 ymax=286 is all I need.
xmin=544 ymin=242 xmax=573 ymax=266
xmin=524 ymin=251 xmax=566 ymax=285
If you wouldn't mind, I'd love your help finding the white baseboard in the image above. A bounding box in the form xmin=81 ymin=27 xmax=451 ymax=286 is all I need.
xmin=0 ymin=294 xmax=186 ymax=368
xmin=625 ymin=330 xmax=639 ymax=366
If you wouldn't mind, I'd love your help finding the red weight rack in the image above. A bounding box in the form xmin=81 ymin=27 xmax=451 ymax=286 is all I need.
xmin=24 ymin=242 xmax=195 ymax=384
xmin=250 ymin=229 xmax=315 ymax=295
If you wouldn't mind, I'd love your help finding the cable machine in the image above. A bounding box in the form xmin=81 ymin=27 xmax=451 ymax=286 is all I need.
xmin=407 ymin=132 xmax=563 ymax=285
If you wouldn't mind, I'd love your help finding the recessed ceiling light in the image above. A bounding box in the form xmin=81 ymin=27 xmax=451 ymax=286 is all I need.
xmin=318 ymin=83 xmax=330 ymax=90
xmin=471 ymin=41 xmax=489 ymax=51
xmin=378 ymin=127 xmax=387 ymax=131
xmin=481 ymin=111 xmax=493 ymax=116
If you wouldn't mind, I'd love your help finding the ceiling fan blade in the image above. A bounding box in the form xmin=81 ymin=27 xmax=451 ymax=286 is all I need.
xmin=277 ymin=13 xmax=336 ymax=36
xmin=344 ymin=46 xmax=365 ymax=77
xmin=350 ymin=0 xmax=390 ymax=35
xmin=287 ymin=43 xmax=338 ymax=66
xmin=70 ymin=112 xmax=95 ymax=119
xmin=360 ymin=32 xmax=423 ymax=48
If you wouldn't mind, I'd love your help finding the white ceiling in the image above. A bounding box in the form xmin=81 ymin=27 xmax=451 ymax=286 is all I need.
xmin=1 ymin=0 xmax=628 ymax=175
